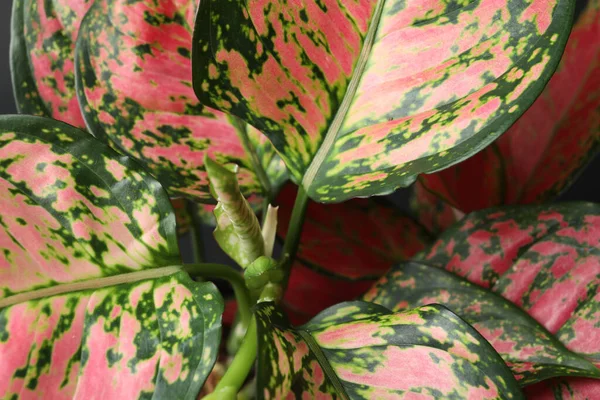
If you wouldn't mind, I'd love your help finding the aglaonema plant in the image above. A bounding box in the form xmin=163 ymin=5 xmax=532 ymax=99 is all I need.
xmin=3 ymin=0 xmax=600 ymax=398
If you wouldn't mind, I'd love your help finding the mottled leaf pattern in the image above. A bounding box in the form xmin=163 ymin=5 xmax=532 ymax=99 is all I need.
xmin=193 ymin=0 xmax=575 ymax=202
xmin=0 ymin=115 xmax=179 ymax=298
xmin=0 ymin=115 xmax=223 ymax=398
xmin=75 ymin=0 xmax=283 ymax=201
xmin=256 ymin=301 xmax=523 ymax=399
xmin=11 ymin=0 xmax=92 ymax=128
xmin=276 ymin=185 xmax=431 ymax=323
xmin=364 ymin=262 xmax=600 ymax=385
xmin=368 ymin=203 xmax=600 ymax=394
xmin=1 ymin=272 xmax=223 ymax=399
xmin=415 ymin=0 xmax=600 ymax=217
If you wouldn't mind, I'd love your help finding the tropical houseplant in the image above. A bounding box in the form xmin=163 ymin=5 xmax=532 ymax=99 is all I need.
xmin=1 ymin=0 xmax=599 ymax=398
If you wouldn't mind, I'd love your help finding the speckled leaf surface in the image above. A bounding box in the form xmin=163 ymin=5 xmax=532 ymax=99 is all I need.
xmin=368 ymin=203 xmax=600 ymax=394
xmin=0 ymin=115 xmax=179 ymax=297
xmin=256 ymin=301 xmax=523 ymax=399
xmin=0 ymin=272 xmax=223 ymax=400
xmin=415 ymin=0 xmax=600 ymax=216
xmin=364 ymin=262 xmax=600 ymax=385
xmin=0 ymin=115 xmax=223 ymax=398
xmin=11 ymin=0 xmax=92 ymax=128
xmin=193 ymin=0 xmax=575 ymax=202
xmin=74 ymin=0 xmax=283 ymax=202
xmin=276 ymin=184 xmax=431 ymax=323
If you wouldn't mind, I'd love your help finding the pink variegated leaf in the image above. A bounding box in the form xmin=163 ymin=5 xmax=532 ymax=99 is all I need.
xmin=11 ymin=0 xmax=92 ymax=128
xmin=414 ymin=0 xmax=600 ymax=224
xmin=364 ymin=262 xmax=600 ymax=385
xmin=255 ymin=301 xmax=523 ymax=399
xmin=193 ymin=0 xmax=575 ymax=202
xmin=365 ymin=203 xmax=600 ymax=395
xmin=74 ymin=0 xmax=287 ymax=202
xmin=276 ymin=184 xmax=431 ymax=324
xmin=0 ymin=115 xmax=223 ymax=398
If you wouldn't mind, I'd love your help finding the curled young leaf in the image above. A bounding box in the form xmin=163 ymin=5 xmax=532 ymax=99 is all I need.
xmin=11 ymin=0 xmax=92 ymax=128
xmin=256 ymin=301 xmax=523 ymax=399
xmin=206 ymin=156 xmax=264 ymax=268
xmin=277 ymin=185 xmax=431 ymax=323
xmin=75 ymin=0 xmax=286 ymax=201
xmin=193 ymin=0 xmax=575 ymax=202
xmin=367 ymin=203 xmax=600 ymax=394
xmin=0 ymin=115 xmax=223 ymax=398
xmin=414 ymin=0 xmax=600 ymax=222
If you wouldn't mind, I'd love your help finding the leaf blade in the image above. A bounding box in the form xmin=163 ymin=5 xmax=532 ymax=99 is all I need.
xmin=256 ymin=301 xmax=524 ymax=399
xmin=193 ymin=0 xmax=575 ymax=202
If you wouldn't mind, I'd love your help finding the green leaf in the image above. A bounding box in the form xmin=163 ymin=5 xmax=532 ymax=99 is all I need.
xmin=205 ymin=156 xmax=264 ymax=268
xmin=255 ymin=301 xmax=523 ymax=399
xmin=10 ymin=0 xmax=92 ymax=128
xmin=0 ymin=115 xmax=223 ymax=398
xmin=192 ymin=0 xmax=575 ymax=202
xmin=74 ymin=0 xmax=287 ymax=202
xmin=363 ymin=262 xmax=600 ymax=385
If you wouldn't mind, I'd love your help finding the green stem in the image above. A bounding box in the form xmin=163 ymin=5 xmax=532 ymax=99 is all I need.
xmin=279 ymin=186 xmax=309 ymax=288
xmin=183 ymin=263 xmax=251 ymax=327
xmin=187 ymin=202 xmax=205 ymax=264
xmin=205 ymin=318 xmax=258 ymax=400
xmin=236 ymin=119 xmax=273 ymax=201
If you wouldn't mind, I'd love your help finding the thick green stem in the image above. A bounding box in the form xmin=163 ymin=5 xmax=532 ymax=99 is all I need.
xmin=183 ymin=263 xmax=252 ymax=327
xmin=204 ymin=318 xmax=258 ymax=400
xmin=279 ymin=186 xmax=309 ymax=289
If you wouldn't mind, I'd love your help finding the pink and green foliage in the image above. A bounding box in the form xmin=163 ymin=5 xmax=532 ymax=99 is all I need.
xmin=0 ymin=116 xmax=223 ymax=398
xmin=276 ymin=184 xmax=431 ymax=324
xmin=74 ymin=0 xmax=287 ymax=202
xmin=255 ymin=301 xmax=523 ymax=399
xmin=11 ymin=0 xmax=288 ymax=204
xmin=364 ymin=203 xmax=600 ymax=395
xmin=413 ymin=0 xmax=600 ymax=231
xmin=11 ymin=0 xmax=92 ymax=128
xmin=192 ymin=0 xmax=575 ymax=203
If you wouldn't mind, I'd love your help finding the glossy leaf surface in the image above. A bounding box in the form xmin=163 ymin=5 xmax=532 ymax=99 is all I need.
xmin=256 ymin=301 xmax=523 ymax=399
xmin=1 ymin=272 xmax=223 ymax=399
xmin=276 ymin=185 xmax=431 ymax=323
xmin=415 ymin=0 xmax=600 ymax=217
xmin=368 ymin=203 xmax=600 ymax=393
xmin=364 ymin=262 xmax=600 ymax=385
xmin=193 ymin=0 xmax=575 ymax=202
xmin=0 ymin=115 xmax=223 ymax=398
xmin=11 ymin=0 xmax=92 ymax=128
xmin=75 ymin=0 xmax=282 ymax=201
xmin=0 ymin=115 xmax=179 ymax=295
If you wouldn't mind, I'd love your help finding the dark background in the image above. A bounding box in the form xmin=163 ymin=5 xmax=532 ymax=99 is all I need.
xmin=0 ymin=1 xmax=597 ymax=218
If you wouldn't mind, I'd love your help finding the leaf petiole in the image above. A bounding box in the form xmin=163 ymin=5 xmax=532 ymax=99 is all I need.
xmin=183 ymin=263 xmax=252 ymax=328
xmin=203 ymin=317 xmax=258 ymax=400
xmin=278 ymin=186 xmax=309 ymax=289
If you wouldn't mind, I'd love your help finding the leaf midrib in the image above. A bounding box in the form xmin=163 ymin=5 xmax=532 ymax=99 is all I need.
xmin=0 ymin=266 xmax=182 ymax=308
xmin=301 ymin=0 xmax=387 ymax=190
